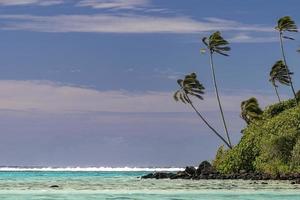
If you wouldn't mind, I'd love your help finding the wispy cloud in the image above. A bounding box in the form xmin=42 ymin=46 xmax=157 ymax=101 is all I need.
xmin=0 ymin=0 xmax=63 ymax=6
xmin=0 ymin=14 xmax=273 ymax=34
xmin=0 ymin=80 xmax=278 ymax=114
xmin=228 ymin=33 xmax=278 ymax=43
xmin=77 ymin=0 xmax=149 ymax=10
xmin=153 ymin=68 xmax=184 ymax=80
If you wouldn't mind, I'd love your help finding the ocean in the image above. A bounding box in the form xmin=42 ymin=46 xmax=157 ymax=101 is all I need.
xmin=0 ymin=167 xmax=299 ymax=200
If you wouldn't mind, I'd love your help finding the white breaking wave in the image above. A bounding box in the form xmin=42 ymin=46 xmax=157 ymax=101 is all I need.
xmin=0 ymin=167 xmax=184 ymax=172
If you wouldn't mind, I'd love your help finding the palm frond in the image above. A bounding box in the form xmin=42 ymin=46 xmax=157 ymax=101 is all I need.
xmin=202 ymin=31 xmax=230 ymax=56
xmin=174 ymin=73 xmax=205 ymax=104
xmin=276 ymin=16 xmax=298 ymax=32
xmin=240 ymin=97 xmax=263 ymax=124
xmin=269 ymin=60 xmax=293 ymax=86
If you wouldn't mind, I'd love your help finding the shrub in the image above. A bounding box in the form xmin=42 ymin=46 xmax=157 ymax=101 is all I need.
xmin=213 ymin=99 xmax=300 ymax=175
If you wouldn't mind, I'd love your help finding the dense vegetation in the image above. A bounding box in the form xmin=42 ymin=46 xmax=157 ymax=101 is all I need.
xmin=213 ymin=97 xmax=300 ymax=175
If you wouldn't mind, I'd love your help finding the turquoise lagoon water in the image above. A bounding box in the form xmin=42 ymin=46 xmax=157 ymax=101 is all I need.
xmin=0 ymin=168 xmax=299 ymax=200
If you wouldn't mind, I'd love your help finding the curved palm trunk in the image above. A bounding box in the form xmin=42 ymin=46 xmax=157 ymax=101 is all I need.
xmin=209 ymin=52 xmax=232 ymax=148
xmin=186 ymin=95 xmax=232 ymax=149
xmin=274 ymin=86 xmax=281 ymax=103
xmin=279 ymin=32 xmax=298 ymax=105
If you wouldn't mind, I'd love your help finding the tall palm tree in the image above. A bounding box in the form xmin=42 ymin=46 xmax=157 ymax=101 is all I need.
xmin=269 ymin=60 xmax=293 ymax=103
xmin=202 ymin=31 xmax=232 ymax=148
xmin=240 ymin=97 xmax=263 ymax=125
xmin=174 ymin=73 xmax=232 ymax=149
xmin=275 ymin=16 xmax=298 ymax=104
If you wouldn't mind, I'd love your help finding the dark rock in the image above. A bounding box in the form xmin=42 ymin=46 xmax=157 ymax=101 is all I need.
xmin=172 ymin=171 xmax=191 ymax=179
xmin=50 ymin=185 xmax=59 ymax=188
xmin=291 ymin=179 xmax=300 ymax=184
xmin=185 ymin=166 xmax=196 ymax=176
xmin=196 ymin=161 xmax=214 ymax=175
xmin=141 ymin=162 xmax=300 ymax=181
xmin=154 ymin=172 xmax=173 ymax=179
xmin=141 ymin=173 xmax=154 ymax=179
xmin=141 ymin=172 xmax=174 ymax=179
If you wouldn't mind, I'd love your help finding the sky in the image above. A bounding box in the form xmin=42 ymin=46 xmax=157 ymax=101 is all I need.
xmin=0 ymin=0 xmax=299 ymax=167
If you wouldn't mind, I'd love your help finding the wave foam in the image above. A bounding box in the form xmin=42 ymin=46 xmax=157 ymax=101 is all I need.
xmin=0 ymin=167 xmax=184 ymax=172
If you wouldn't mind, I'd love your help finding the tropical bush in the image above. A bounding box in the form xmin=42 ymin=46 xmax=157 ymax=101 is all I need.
xmin=213 ymin=99 xmax=300 ymax=175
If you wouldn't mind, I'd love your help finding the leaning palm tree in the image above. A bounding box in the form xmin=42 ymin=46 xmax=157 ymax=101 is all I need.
xmin=202 ymin=31 xmax=232 ymax=148
xmin=269 ymin=60 xmax=293 ymax=103
xmin=174 ymin=73 xmax=232 ymax=149
xmin=275 ymin=16 xmax=298 ymax=104
xmin=240 ymin=97 xmax=263 ymax=125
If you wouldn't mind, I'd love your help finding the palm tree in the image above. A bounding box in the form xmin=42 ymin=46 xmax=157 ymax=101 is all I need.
xmin=202 ymin=31 xmax=232 ymax=148
xmin=174 ymin=73 xmax=232 ymax=149
xmin=275 ymin=16 xmax=298 ymax=104
xmin=269 ymin=60 xmax=293 ymax=103
xmin=240 ymin=97 xmax=263 ymax=125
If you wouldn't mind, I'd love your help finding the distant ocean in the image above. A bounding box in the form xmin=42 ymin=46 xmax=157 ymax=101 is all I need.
xmin=0 ymin=167 xmax=299 ymax=200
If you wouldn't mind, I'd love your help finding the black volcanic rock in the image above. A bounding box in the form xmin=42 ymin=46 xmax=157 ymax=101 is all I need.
xmin=196 ymin=161 xmax=214 ymax=175
xmin=141 ymin=161 xmax=300 ymax=182
xmin=184 ymin=166 xmax=196 ymax=176
xmin=141 ymin=172 xmax=175 ymax=179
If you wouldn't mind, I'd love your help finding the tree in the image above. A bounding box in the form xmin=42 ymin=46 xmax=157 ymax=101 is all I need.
xmin=240 ymin=97 xmax=263 ymax=125
xmin=275 ymin=16 xmax=298 ymax=104
xmin=269 ymin=60 xmax=293 ymax=103
xmin=202 ymin=31 xmax=232 ymax=147
xmin=174 ymin=73 xmax=232 ymax=149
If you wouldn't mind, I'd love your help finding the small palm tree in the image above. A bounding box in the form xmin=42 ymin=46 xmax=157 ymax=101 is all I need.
xmin=240 ymin=97 xmax=263 ymax=125
xmin=202 ymin=31 xmax=232 ymax=147
xmin=275 ymin=16 xmax=298 ymax=104
xmin=174 ymin=73 xmax=232 ymax=149
xmin=269 ymin=60 xmax=293 ymax=102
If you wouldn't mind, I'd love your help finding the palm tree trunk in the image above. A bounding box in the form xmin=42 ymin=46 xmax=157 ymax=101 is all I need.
xmin=279 ymin=32 xmax=298 ymax=105
xmin=186 ymin=95 xmax=232 ymax=149
xmin=274 ymin=86 xmax=281 ymax=103
xmin=209 ymin=52 xmax=232 ymax=147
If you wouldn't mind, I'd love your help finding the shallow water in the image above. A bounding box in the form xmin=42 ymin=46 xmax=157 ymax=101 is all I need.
xmin=0 ymin=170 xmax=299 ymax=200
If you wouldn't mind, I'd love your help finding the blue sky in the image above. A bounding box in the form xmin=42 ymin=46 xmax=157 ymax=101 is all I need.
xmin=0 ymin=0 xmax=299 ymax=167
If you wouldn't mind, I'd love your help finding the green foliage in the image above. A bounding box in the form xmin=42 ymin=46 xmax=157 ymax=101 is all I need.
xmin=291 ymin=139 xmax=300 ymax=169
xmin=240 ymin=97 xmax=263 ymax=124
xmin=263 ymin=98 xmax=296 ymax=118
xmin=269 ymin=60 xmax=293 ymax=86
xmin=202 ymin=31 xmax=230 ymax=56
xmin=214 ymin=99 xmax=300 ymax=175
xmin=174 ymin=73 xmax=205 ymax=104
xmin=275 ymin=16 xmax=298 ymax=33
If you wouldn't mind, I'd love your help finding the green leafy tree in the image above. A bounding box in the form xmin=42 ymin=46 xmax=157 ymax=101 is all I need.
xmin=202 ymin=31 xmax=232 ymax=147
xmin=269 ymin=60 xmax=293 ymax=103
xmin=275 ymin=16 xmax=298 ymax=104
xmin=240 ymin=97 xmax=263 ymax=125
xmin=174 ymin=73 xmax=232 ymax=149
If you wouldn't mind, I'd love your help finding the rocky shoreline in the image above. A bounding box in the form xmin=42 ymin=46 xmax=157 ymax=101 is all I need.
xmin=141 ymin=161 xmax=300 ymax=184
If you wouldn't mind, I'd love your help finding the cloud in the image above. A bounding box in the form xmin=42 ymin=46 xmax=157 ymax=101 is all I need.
xmin=0 ymin=14 xmax=273 ymax=34
xmin=77 ymin=0 xmax=149 ymax=10
xmin=228 ymin=33 xmax=278 ymax=43
xmin=153 ymin=68 xmax=185 ymax=80
xmin=0 ymin=0 xmax=63 ymax=6
xmin=0 ymin=80 xmax=278 ymax=114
